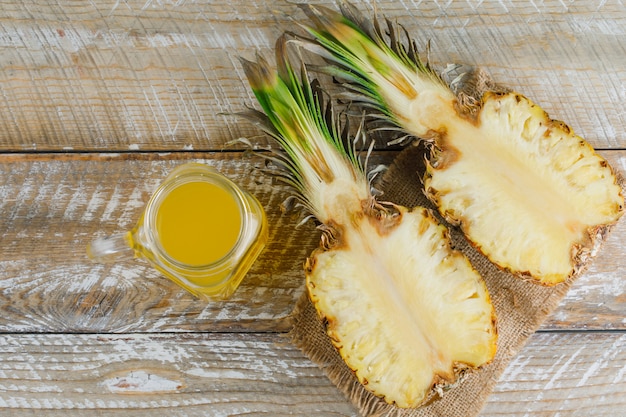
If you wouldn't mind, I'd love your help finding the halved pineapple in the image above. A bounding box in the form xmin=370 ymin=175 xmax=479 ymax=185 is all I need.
xmin=424 ymin=91 xmax=623 ymax=284
xmin=239 ymin=36 xmax=497 ymax=407
xmin=307 ymin=206 xmax=496 ymax=406
xmin=298 ymin=1 xmax=624 ymax=285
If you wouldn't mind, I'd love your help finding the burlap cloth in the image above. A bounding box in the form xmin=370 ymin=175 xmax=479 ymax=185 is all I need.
xmin=290 ymin=141 xmax=578 ymax=416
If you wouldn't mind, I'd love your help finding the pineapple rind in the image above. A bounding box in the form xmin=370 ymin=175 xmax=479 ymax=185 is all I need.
xmin=307 ymin=206 xmax=497 ymax=408
xmin=424 ymin=92 xmax=624 ymax=284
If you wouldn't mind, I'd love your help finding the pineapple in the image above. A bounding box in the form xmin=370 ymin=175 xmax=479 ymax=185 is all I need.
xmin=239 ymin=36 xmax=497 ymax=407
xmin=298 ymin=2 xmax=625 ymax=285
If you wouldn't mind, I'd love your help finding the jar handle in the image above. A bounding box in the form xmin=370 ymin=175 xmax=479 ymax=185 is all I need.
xmin=87 ymin=232 xmax=136 ymax=263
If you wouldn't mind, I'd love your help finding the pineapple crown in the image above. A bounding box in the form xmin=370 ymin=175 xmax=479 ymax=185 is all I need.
xmin=238 ymin=35 xmax=378 ymax=224
xmin=294 ymin=1 xmax=456 ymax=143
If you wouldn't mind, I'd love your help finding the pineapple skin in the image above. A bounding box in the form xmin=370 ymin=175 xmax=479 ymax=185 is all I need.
xmin=305 ymin=204 xmax=497 ymax=408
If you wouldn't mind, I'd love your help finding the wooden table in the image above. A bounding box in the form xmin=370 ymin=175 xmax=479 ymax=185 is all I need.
xmin=0 ymin=1 xmax=624 ymax=415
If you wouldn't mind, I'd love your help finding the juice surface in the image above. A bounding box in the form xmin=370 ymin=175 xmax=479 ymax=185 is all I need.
xmin=156 ymin=180 xmax=242 ymax=266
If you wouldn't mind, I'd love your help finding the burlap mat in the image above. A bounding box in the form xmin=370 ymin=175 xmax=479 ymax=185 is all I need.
xmin=288 ymin=66 xmax=623 ymax=416
xmin=289 ymin=143 xmax=578 ymax=416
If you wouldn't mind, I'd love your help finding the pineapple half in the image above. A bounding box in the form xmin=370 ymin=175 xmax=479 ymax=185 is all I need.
xmin=239 ymin=37 xmax=497 ymax=408
xmin=298 ymin=2 xmax=625 ymax=285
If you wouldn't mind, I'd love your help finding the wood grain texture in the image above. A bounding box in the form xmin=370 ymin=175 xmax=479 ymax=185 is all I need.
xmin=0 ymin=333 xmax=359 ymax=416
xmin=482 ymin=332 xmax=626 ymax=417
xmin=0 ymin=151 xmax=624 ymax=335
xmin=0 ymin=332 xmax=622 ymax=416
xmin=0 ymin=0 xmax=623 ymax=151
xmin=0 ymin=0 xmax=283 ymax=151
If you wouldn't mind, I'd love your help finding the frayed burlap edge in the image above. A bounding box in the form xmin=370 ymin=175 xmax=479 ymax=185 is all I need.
xmin=288 ymin=68 xmax=624 ymax=417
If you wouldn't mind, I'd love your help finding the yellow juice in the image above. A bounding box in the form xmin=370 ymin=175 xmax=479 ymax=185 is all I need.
xmin=89 ymin=162 xmax=267 ymax=300
xmin=155 ymin=181 xmax=242 ymax=266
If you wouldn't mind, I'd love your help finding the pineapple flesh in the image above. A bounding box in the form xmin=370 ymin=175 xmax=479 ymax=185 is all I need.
xmin=298 ymin=1 xmax=625 ymax=285
xmin=308 ymin=205 xmax=496 ymax=406
xmin=240 ymin=37 xmax=497 ymax=408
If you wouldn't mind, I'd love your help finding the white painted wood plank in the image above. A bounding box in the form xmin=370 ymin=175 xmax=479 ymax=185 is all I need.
xmin=0 ymin=1 xmax=622 ymax=150
xmin=0 ymin=332 xmax=623 ymax=416
xmin=0 ymin=333 xmax=358 ymax=416
xmin=481 ymin=332 xmax=626 ymax=416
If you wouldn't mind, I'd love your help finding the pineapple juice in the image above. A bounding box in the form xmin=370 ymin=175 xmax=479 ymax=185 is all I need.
xmin=155 ymin=180 xmax=243 ymax=267
xmin=88 ymin=163 xmax=267 ymax=300
xmin=138 ymin=163 xmax=268 ymax=299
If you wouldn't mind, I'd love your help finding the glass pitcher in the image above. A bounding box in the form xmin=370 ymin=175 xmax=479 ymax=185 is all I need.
xmin=87 ymin=163 xmax=268 ymax=300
